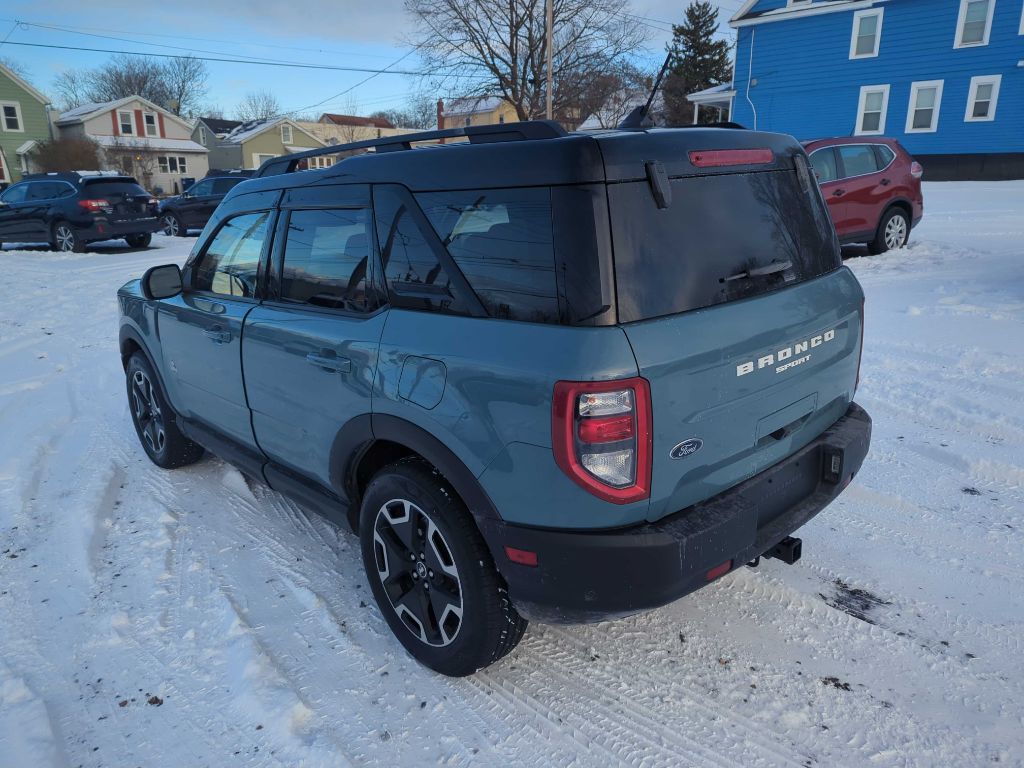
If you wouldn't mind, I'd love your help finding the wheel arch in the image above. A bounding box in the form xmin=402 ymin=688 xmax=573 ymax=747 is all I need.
xmin=880 ymin=197 xmax=913 ymax=227
xmin=336 ymin=414 xmax=502 ymax=533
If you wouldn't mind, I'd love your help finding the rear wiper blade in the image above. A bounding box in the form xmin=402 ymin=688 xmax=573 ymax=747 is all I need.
xmin=722 ymin=260 xmax=793 ymax=282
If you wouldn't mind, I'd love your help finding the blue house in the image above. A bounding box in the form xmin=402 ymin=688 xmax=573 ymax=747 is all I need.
xmin=724 ymin=0 xmax=1024 ymax=179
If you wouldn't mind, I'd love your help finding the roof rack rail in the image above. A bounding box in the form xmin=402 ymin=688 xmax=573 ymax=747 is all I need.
xmin=255 ymin=120 xmax=568 ymax=178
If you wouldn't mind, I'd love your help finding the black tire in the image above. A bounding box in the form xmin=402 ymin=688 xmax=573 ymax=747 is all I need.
xmin=868 ymin=207 xmax=910 ymax=255
xmin=359 ymin=458 xmax=527 ymax=676
xmin=161 ymin=212 xmax=186 ymax=237
xmin=51 ymin=221 xmax=85 ymax=253
xmin=125 ymin=232 xmax=152 ymax=249
xmin=125 ymin=352 xmax=204 ymax=469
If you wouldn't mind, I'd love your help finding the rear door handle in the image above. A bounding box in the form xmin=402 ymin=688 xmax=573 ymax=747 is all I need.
xmin=306 ymin=353 xmax=352 ymax=374
xmin=203 ymin=327 xmax=231 ymax=344
xmin=880 ymin=178 xmax=891 ymax=186
xmin=832 ymin=189 xmax=846 ymax=197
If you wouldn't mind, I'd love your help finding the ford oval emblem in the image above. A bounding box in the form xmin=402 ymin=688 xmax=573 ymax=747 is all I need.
xmin=670 ymin=438 xmax=703 ymax=460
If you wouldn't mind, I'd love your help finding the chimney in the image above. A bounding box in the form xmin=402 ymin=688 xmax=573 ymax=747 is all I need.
xmin=437 ymin=99 xmax=444 ymax=130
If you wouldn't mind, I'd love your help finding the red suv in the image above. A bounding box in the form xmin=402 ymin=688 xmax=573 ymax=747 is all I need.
xmin=803 ymin=137 xmax=923 ymax=254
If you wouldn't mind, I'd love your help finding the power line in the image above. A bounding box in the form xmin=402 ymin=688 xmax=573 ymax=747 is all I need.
xmin=1 ymin=40 xmax=431 ymax=76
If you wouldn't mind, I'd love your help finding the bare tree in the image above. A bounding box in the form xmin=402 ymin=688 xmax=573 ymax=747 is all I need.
xmin=575 ymin=62 xmax=654 ymax=129
xmin=160 ymin=57 xmax=208 ymax=118
xmin=405 ymin=0 xmax=646 ymax=123
xmin=52 ymin=55 xmax=209 ymax=115
xmin=0 ymin=56 xmax=31 ymax=81
xmin=235 ymin=90 xmax=282 ymax=122
xmin=30 ymin=137 xmax=101 ymax=172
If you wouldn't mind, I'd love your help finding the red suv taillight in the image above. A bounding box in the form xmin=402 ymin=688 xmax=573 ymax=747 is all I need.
xmin=78 ymin=198 xmax=111 ymax=213
xmin=552 ymin=377 xmax=652 ymax=504
xmin=910 ymin=161 xmax=924 ymax=180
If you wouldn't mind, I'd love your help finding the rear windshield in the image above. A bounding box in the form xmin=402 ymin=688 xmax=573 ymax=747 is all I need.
xmin=81 ymin=180 xmax=150 ymax=197
xmin=609 ymin=165 xmax=840 ymax=323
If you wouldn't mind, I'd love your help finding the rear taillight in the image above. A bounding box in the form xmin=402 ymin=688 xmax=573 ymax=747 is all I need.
xmin=552 ymin=377 xmax=652 ymax=504
xmin=910 ymin=161 xmax=924 ymax=179
xmin=78 ymin=198 xmax=111 ymax=213
xmin=855 ymin=298 xmax=865 ymax=393
xmin=689 ymin=148 xmax=773 ymax=168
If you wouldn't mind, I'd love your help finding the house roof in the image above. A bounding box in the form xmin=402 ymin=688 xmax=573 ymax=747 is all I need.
xmin=0 ymin=63 xmax=50 ymax=106
xmin=686 ymin=83 xmax=737 ymax=105
xmin=221 ymin=117 xmax=326 ymax=147
xmin=444 ymin=96 xmax=507 ymax=116
xmin=92 ymin=135 xmax=208 ymax=153
xmin=731 ymin=0 xmax=874 ymax=25
xmin=198 ymin=116 xmax=243 ymax=134
xmin=56 ymin=95 xmax=192 ymax=132
xmin=320 ymin=113 xmax=395 ymax=129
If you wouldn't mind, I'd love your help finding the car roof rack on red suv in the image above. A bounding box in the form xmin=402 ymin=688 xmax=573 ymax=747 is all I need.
xmin=255 ymin=120 xmax=568 ymax=178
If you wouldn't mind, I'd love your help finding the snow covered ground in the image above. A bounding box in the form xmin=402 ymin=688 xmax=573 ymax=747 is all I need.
xmin=1 ymin=181 xmax=1022 ymax=768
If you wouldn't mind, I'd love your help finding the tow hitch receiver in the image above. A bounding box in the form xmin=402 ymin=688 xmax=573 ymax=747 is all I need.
xmin=764 ymin=536 xmax=802 ymax=565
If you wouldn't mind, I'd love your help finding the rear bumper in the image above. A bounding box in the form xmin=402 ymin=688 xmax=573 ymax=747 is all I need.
xmin=79 ymin=216 xmax=161 ymax=240
xmin=481 ymin=403 xmax=871 ymax=624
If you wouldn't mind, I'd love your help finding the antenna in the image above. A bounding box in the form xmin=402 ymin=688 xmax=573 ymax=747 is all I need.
xmin=618 ymin=51 xmax=673 ymax=130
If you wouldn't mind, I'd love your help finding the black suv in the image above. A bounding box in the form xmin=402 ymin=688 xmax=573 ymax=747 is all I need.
xmin=0 ymin=172 xmax=160 ymax=252
xmin=159 ymin=170 xmax=253 ymax=237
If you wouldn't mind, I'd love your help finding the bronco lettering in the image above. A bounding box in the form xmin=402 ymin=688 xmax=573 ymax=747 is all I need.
xmin=737 ymin=329 xmax=836 ymax=377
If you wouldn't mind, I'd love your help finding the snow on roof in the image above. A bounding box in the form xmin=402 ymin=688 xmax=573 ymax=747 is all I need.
xmin=15 ymin=140 xmax=40 ymax=155
xmin=58 ymin=100 xmax=122 ymax=122
xmin=444 ymin=96 xmax=506 ymax=116
xmin=92 ymin=135 xmax=209 ymax=153
xmin=222 ymin=118 xmax=285 ymax=144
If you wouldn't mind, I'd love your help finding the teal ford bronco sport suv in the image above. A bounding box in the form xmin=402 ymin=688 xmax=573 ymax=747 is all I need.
xmin=118 ymin=121 xmax=871 ymax=676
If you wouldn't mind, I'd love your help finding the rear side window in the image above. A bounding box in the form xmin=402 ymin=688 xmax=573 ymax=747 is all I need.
xmin=373 ymin=186 xmax=466 ymax=315
xmin=873 ymin=144 xmax=895 ymax=168
xmin=193 ymin=211 xmax=270 ymax=298
xmin=810 ymin=148 xmax=838 ymax=183
xmin=610 ymin=168 xmax=839 ymax=323
xmin=838 ymin=145 xmax=878 ymax=177
xmin=279 ymin=209 xmax=371 ymax=311
xmin=417 ymin=189 xmax=559 ymax=323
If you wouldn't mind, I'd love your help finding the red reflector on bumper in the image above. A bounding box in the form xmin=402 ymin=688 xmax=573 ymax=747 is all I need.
xmin=689 ymin=149 xmax=773 ymax=167
xmin=505 ymin=546 xmax=539 ymax=567
xmin=705 ymin=560 xmax=733 ymax=581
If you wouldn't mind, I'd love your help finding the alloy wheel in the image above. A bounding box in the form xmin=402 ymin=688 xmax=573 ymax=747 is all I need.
xmin=162 ymin=215 xmax=179 ymax=236
xmin=372 ymin=499 xmax=463 ymax=647
xmin=55 ymin=225 xmax=75 ymax=252
xmin=884 ymin=215 xmax=908 ymax=250
xmin=131 ymin=369 xmax=166 ymax=454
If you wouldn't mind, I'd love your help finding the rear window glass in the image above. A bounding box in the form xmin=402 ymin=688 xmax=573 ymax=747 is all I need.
xmin=611 ymin=168 xmax=840 ymax=323
xmin=417 ymin=189 xmax=559 ymax=323
xmin=82 ymin=181 xmax=149 ymax=197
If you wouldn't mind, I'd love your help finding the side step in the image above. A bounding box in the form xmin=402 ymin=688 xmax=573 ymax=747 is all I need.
xmin=763 ymin=536 xmax=802 ymax=565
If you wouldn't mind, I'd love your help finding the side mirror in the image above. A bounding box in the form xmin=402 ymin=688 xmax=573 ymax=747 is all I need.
xmin=141 ymin=264 xmax=183 ymax=300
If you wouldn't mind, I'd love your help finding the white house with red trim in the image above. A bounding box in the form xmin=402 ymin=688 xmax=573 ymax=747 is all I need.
xmin=55 ymin=96 xmax=208 ymax=194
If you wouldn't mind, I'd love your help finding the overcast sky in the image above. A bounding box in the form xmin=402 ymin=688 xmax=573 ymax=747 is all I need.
xmin=0 ymin=0 xmax=744 ymax=119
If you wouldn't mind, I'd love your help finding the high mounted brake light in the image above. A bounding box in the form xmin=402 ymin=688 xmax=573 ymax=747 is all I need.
xmin=689 ymin=149 xmax=774 ymax=168
xmin=552 ymin=377 xmax=652 ymax=504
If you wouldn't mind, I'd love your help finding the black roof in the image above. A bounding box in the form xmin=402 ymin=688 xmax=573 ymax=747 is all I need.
xmin=235 ymin=122 xmax=803 ymax=196
xmin=199 ymin=117 xmax=243 ymax=134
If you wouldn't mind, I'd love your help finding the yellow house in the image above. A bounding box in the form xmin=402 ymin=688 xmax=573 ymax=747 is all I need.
xmin=440 ymin=97 xmax=518 ymax=129
xmin=221 ymin=117 xmax=326 ymax=170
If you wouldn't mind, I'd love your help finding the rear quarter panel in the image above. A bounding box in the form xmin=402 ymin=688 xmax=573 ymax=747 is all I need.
xmin=375 ymin=310 xmax=652 ymax=528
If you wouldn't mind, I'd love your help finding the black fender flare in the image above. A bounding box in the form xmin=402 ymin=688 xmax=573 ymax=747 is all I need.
xmin=332 ymin=413 xmax=502 ymax=531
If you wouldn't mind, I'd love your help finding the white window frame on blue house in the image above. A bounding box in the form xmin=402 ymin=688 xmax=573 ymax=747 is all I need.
xmin=849 ymin=8 xmax=884 ymax=59
xmin=905 ymin=80 xmax=944 ymax=134
xmin=964 ymin=74 xmax=1002 ymax=121
xmin=954 ymin=0 xmax=995 ymax=48
xmin=854 ymin=84 xmax=890 ymax=135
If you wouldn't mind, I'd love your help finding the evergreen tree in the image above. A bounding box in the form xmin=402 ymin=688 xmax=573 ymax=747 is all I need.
xmin=662 ymin=2 xmax=733 ymax=125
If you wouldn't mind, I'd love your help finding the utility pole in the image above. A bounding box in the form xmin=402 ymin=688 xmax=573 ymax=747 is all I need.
xmin=545 ymin=0 xmax=553 ymax=120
